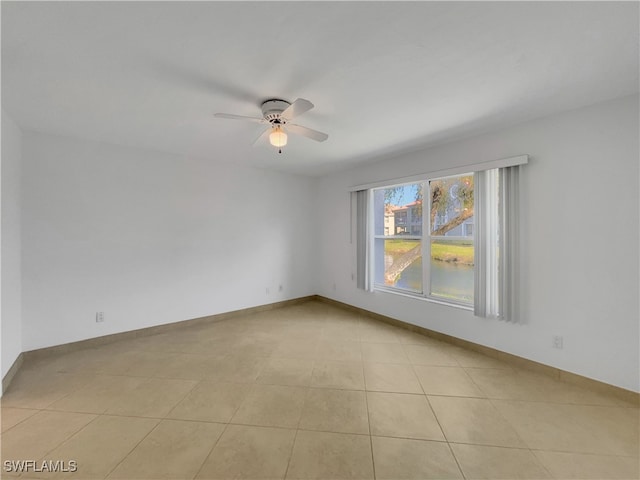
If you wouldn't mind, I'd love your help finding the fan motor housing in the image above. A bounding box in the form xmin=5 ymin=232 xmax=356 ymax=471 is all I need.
xmin=261 ymin=99 xmax=290 ymax=123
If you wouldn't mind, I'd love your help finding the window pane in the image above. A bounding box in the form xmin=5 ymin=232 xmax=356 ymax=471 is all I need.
xmin=373 ymin=182 xmax=423 ymax=294
xmin=373 ymin=184 xmax=423 ymax=236
xmin=430 ymin=239 xmax=474 ymax=303
xmin=430 ymin=175 xmax=474 ymax=237
xmin=429 ymin=174 xmax=474 ymax=304
xmin=375 ymin=239 xmax=422 ymax=292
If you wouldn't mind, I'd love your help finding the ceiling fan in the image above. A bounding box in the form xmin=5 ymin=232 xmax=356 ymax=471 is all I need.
xmin=214 ymin=98 xmax=328 ymax=153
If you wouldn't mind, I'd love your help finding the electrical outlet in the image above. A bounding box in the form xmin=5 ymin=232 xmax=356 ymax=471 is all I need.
xmin=278 ymin=284 xmax=283 ymax=292
xmin=266 ymin=287 xmax=270 ymax=295
xmin=552 ymin=335 xmax=563 ymax=349
xmin=96 ymin=312 xmax=104 ymax=323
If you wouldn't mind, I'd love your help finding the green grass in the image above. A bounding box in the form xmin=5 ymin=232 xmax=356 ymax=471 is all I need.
xmin=431 ymin=241 xmax=474 ymax=265
xmin=384 ymin=239 xmax=474 ymax=265
xmin=384 ymin=239 xmax=420 ymax=254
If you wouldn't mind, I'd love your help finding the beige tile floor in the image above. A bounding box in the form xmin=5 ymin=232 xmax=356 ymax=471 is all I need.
xmin=1 ymin=301 xmax=638 ymax=479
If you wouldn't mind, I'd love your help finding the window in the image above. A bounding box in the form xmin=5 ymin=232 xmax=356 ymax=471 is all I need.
xmin=372 ymin=175 xmax=475 ymax=306
xmin=356 ymin=155 xmax=526 ymax=320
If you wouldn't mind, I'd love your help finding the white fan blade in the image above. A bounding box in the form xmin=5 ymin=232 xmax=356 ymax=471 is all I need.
xmin=287 ymin=123 xmax=328 ymax=142
xmin=214 ymin=113 xmax=266 ymax=124
xmin=252 ymin=127 xmax=272 ymax=146
xmin=281 ymin=98 xmax=314 ymax=120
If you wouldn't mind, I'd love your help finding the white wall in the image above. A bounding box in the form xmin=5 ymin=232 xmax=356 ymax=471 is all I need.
xmin=2 ymin=110 xmax=23 ymax=378
xmin=21 ymin=132 xmax=315 ymax=351
xmin=316 ymin=95 xmax=639 ymax=392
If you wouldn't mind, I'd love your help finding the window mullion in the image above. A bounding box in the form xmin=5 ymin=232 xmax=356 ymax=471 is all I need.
xmin=423 ymin=180 xmax=430 ymax=298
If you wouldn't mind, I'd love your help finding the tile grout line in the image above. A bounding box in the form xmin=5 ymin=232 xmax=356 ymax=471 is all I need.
xmin=528 ymin=448 xmax=557 ymax=480
xmin=0 ymin=407 xmax=41 ymax=435
xmin=191 ymin=371 xmax=258 ymax=480
xmin=282 ymin=383 xmax=312 ymax=480
xmin=160 ymin=376 xmax=204 ymax=423
xmin=363 ymin=386 xmax=376 ymax=480
xmin=31 ymin=411 xmax=103 ymax=474
xmin=190 ymin=422 xmax=232 ymax=480
xmin=485 ymin=396 xmax=531 ymax=451
xmin=420 ymin=380 xmax=468 ymax=480
xmin=102 ymin=415 xmax=163 ymax=479
xmin=98 ymin=377 xmax=201 ymax=479
xmin=460 ymin=361 xmax=490 ymax=400
xmin=527 ymin=447 xmax=640 ymax=459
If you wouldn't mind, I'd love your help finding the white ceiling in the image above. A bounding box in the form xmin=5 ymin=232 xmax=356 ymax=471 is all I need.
xmin=2 ymin=2 xmax=638 ymax=176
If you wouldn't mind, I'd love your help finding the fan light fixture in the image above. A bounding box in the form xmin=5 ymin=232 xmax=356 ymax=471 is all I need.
xmin=269 ymin=126 xmax=287 ymax=153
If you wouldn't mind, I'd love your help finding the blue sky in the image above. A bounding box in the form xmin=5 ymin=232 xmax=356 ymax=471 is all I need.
xmin=387 ymin=183 xmax=421 ymax=206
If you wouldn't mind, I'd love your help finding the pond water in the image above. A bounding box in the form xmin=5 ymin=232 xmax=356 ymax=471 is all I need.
xmin=391 ymin=256 xmax=474 ymax=303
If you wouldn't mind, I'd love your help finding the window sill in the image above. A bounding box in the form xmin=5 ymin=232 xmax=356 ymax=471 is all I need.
xmin=372 ymin=286 xmax=474 ymax=312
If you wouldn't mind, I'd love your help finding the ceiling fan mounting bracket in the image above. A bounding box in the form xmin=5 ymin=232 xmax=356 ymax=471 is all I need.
xmin=261 ymin=99 xmax=291 ymax=123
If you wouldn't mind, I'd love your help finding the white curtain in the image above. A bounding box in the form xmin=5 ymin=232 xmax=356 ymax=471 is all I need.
xmin=474 ymin=170 xmax=499 ymax=318
xmin=355 ymin=189 xmax=370 ymax=291
xmin=499 ymin=166 xmax=520 ymax=322
xmin=474 ymin=166 xmax=520 ymax=322
xmin=473 ymin=171 xmax=486 ymax=316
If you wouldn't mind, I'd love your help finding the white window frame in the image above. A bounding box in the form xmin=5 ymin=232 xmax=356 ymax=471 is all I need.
xmin=370 ymin=173 xmax=474 ymax=308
